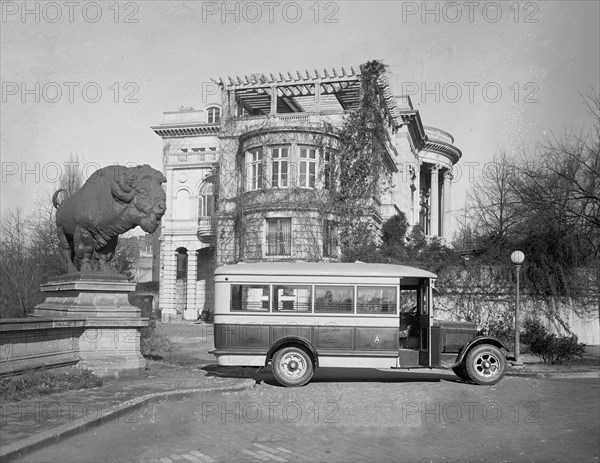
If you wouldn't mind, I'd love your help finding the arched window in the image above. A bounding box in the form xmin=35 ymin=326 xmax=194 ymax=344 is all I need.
xmin=206 ymin=106 xmax=221 ymax=124
xmin=198 ymin=183 xmax=215 ymax=217
xmin=174 ymin=189 xmax=191 ymax=219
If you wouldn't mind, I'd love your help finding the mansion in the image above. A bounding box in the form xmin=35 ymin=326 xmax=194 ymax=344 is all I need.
xmin=152 ymin=65 xmax=462 ymax=321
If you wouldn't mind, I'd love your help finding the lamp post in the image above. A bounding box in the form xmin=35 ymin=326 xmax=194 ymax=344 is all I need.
xmin=511 ymin=250 xmax=525 ymax=364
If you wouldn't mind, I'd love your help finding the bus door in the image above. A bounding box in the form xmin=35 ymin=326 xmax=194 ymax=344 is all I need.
xmin=418 ymin=278 xmax=432 ymax=366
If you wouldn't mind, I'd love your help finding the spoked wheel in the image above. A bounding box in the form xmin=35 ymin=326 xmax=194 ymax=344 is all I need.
xmin=465 ymin=344 xmax=506 ymax=385
xmin=452 ymin=364 xmax=471 ymax=382
xmin=272 ymin=346 xmax=314 ymax=387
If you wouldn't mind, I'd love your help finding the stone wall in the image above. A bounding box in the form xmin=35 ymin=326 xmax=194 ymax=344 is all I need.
xmin=434 ymin=294 xmax=599 ymax=345
xmin=0 ymin=317 xmax=147 ymax=378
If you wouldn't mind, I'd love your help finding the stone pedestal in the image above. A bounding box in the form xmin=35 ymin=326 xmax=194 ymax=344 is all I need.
xmin=30 ymin=273 xmax=148 ymax=378
xmin=33 ymin=273 xmax=140 ymax=318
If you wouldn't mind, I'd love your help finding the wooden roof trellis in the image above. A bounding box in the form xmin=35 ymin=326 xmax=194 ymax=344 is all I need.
xmin=213 ymin=65 xmax=405 ymax=128
xmin=216 ymin=66 xmax=361 ymax=89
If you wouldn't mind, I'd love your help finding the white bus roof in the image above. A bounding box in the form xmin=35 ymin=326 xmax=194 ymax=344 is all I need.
xmin=215 ymin=262 xmax=437 ymax=279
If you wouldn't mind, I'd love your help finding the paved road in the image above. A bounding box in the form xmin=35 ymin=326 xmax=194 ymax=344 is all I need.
xmin=18 ymin=369 xmax=600 ymax=463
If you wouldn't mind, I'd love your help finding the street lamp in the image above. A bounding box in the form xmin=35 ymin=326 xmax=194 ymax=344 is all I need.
xmin=511 ymin=250 xmax=525 ymax=364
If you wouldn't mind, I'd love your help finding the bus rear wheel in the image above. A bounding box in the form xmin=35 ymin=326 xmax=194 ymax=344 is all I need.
xmin=465 ymin=344 xmax=506 ymax=385
xmin=272 ymin=346 xmax=314 ymax=387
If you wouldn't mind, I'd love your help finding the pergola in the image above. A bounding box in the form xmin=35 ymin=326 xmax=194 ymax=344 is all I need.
xmin=215 ymin=66 xmax=399 ymax=119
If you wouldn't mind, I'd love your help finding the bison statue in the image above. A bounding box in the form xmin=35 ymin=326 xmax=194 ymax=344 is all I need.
xmin=52 ymin=164 xmax=167 ymax=273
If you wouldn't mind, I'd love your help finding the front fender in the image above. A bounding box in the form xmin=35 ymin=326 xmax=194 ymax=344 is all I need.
xmin=447 ymin=336 xmax=511 ymax=368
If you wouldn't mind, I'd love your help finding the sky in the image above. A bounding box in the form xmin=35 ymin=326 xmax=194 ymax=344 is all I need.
xmin=1 ymin=0 xmax=599 ymax=231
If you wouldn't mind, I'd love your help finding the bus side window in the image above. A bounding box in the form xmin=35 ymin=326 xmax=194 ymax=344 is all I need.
xmin=273 ymin=285 xmax=312 ymax=312
xmin=315 ymin=285 xmax=354 ymax=313
xmin=231 ymin=284 xmax=270 ymax=311
xmin=357 ymin=286 xmax=397 ymax=314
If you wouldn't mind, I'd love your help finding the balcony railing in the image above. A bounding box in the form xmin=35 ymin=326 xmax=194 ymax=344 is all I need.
xmin=197 ymin=216 xmax=214 ymax=242
xmin=170 ymin=152 xmax=218 ymax=165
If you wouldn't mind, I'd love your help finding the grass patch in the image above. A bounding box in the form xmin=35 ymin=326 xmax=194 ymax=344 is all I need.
xmin=0 ymin=369 xmax=103 ymax=402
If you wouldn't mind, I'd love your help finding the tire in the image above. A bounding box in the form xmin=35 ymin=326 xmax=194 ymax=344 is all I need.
xmin=465 ymin=344 xmax=506 ymax=386
xmin=452 ymin=364 xmax=471 ymax=382
xmin=272 ymin=346 xmax=314 ymax=387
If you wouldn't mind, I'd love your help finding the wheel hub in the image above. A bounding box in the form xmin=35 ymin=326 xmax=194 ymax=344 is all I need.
xmin=288 ymin=360 xmax=299 ymax=371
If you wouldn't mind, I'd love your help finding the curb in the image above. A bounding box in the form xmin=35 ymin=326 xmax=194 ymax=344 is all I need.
xmin=1 ymin=379 xmax=256 ymax=462
xmin=506 ymin=370 xmax=599 ymax=379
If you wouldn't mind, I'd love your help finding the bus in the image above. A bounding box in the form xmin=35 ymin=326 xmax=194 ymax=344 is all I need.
xmin=210 ymin=262 xmax=512 ymax=387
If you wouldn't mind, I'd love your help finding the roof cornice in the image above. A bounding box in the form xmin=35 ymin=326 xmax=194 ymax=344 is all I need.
xmin=151 ymin=123 xmax=220 ymax=138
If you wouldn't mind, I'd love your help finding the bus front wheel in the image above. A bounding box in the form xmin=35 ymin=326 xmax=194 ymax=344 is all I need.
xmin=465 ymin=344 xmax=506 ymax=385
xmin=272 ymin=346 xmax=314 ymax=387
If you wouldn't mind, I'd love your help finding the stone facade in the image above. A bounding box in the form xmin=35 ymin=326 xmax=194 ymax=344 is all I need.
xmin=152 ymin=66 xmax=462 ymax=321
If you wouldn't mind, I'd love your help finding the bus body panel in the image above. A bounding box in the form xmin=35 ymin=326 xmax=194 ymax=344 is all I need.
xmin=210 ymin=262 xmax=506 ymax=376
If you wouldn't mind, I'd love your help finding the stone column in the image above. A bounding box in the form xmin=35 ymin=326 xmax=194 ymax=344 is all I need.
xmin=430 ymin=164 xmax=440 ymax=236
xmin=314 ymin=80 xmax=322 ymax=113
xmin=270 ymin=85 xmax=277 ymax=115
xmin=442 ymin=171 xmax=453 ymax=239
xmin=411 ymin=163 xmax=421 ymax=225
xmin=185 ymin=251 xmax=198 ymax=320
xmin=159 ymin=241 xmax=178 ymax=321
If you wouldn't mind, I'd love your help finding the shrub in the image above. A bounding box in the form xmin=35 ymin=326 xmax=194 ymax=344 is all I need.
xmin=483 ymin=312 xmax=514 ymax=348
xmin=523 ymin=317 xmax=586 ymax=364
xmin=140 ymin=319 xmax=173 ymax=359
xmin=521 ymin=317 xmax=547 ymax=345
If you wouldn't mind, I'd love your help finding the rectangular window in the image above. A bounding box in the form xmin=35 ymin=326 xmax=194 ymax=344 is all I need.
xmin=230 ymin=285 xmax=270 ymax=311
xmin=266 ymin=218 xmax=291 ymax=256
xmin=323 ymin=220 xmax=338 ymax=258
xmin=273 ymin=285 xmax=312 ymax=312
xmin=315 ymin=285 xmax=354 ymax=313
xmin=247 ymin=148 xmax=263 ymax=190
xmin=357 ymin=286 xmax=397 ymax=313
xmin=299 ymin=147 xmax=317 ymax=188
xmin=323 ymin=149 xmax=334 ymax=190
xmin=271 ymin=147 xmax=289 ymax=188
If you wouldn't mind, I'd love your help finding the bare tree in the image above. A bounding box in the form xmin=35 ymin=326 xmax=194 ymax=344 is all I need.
xmin=467 ymin=151 xmax=522 ymax=243
xmin=59 ymin=153 xmax=83 ymax=195
xmin=0 ymin=209 xmax=41 ymax=317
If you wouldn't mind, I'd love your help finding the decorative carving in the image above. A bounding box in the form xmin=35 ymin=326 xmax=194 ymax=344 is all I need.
xmin=52 ymin=164 xmax=167 ymax=273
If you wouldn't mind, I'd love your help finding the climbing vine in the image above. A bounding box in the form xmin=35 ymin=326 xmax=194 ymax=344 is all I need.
xmin=335 ymin=60 xmax=392 ymax=260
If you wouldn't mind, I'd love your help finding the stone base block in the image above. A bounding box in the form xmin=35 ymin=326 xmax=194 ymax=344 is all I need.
xmin=78 ymin=318 xmax=148 ymax=378
xmin=33 ymin=273 xmax=140 ymax=318
xmin=184 ymin=308 xmax=199 ymax=320
xmin=161 ymin=309 xmax=181 ymax=322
